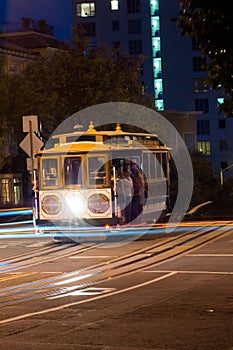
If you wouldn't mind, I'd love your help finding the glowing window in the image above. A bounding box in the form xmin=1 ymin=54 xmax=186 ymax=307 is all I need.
xmin=41 ymin=158 xmax=59 ymax=188
xmin=111 ymin=0 xmax=119 ymax=10
xmin=197 ymin=141 xmax=211 ymax=156
xmin=193 ymin=78 xmax=208 ymax=93
xmin=88 ymin=156 xmax=107 ymax=186
xmin=1 ymin=179 xmax=11 ymax=204
xmin=77 ymin=2 xmax=95 ymax=17
xmin=217 ymin=97 xmax=224 ymax=110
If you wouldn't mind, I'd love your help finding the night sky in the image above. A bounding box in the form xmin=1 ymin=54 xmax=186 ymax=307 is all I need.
xmin=0 ymin=0 xmax=72 ymax=42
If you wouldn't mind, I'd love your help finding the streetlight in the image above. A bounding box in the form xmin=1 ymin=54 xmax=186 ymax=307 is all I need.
xmin=219 ymin=163 xmax=233 ymax=187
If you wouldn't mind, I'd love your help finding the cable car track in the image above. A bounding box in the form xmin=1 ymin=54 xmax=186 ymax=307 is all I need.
xmin=0 ymin=223 xmax=231 ymax=311
xmin=0 ymin=241 xmax=100 ymax=273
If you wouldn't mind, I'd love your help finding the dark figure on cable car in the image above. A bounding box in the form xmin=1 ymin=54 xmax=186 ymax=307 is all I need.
xmin=130 ymin=165 xmax=144 ymax=221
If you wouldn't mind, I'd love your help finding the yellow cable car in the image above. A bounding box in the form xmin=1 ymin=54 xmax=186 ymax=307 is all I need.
xmin=33 ymin=123 xmax=170 ymax=231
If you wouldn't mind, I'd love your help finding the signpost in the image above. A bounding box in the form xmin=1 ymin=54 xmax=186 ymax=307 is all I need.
xmin=19 ymin=115 xmax=44 ymax=171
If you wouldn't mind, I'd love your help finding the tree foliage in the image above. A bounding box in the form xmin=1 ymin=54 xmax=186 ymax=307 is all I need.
xmin=169 ymin=150 xmax=220 ymax=211
xmin=0 ymin=44 xmax=153 ymax=147
xmin=176 ymin=0 xmax=233 ymax=116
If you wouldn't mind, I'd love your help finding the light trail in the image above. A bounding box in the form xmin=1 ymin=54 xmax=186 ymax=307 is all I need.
xmin=0 ymin=208 xmax=232 ymax=241
xmin=0 ymin=208 xmax=32 ymax=217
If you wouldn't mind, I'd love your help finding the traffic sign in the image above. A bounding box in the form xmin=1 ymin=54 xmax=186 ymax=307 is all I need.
xmin=19 ymin=132 xmax=44 ymax=157
xmin=22 ymin=115 xmax=38 ymax=132
xmin=26 ymin=158 xmax=38 ymax=171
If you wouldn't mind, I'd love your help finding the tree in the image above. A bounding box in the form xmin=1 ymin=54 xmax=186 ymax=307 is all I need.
xmin=176 ymin=0 xmax=233 ymax=116
xmin=0 ymin=43 xmax=154 ymax=164
xmin=7 ymin=45 xmax=153 ymax=139
xmin=169 ymin=150 xmax=220 ymax=211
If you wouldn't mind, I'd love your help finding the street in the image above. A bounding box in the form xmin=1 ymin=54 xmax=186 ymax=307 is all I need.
xmin=0 ymin=220 xmax=232 ymax=349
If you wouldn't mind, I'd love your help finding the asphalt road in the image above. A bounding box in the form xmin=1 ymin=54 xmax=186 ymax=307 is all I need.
xmin=0 ymin=221 xmax=232 ymax=350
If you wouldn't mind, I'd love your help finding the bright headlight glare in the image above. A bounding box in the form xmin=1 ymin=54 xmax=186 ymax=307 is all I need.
xmin=65 ymin=193 xmax=85 ymax=216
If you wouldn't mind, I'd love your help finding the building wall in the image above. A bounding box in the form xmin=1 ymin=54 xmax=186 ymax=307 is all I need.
xmin=72 ymin=0 xmax=233 ymax=179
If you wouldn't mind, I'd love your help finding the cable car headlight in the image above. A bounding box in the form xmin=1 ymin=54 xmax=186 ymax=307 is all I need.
xmin=41 ymin=195 xmax=61 ymax=215
xmin=65 ymin=193 xmax=85 ymax=216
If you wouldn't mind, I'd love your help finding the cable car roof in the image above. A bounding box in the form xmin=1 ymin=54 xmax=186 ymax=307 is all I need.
xmin=51 ymin=122 xmax=158 ymax=143
xmin=35 ymin=123 xmax=170 ymax=156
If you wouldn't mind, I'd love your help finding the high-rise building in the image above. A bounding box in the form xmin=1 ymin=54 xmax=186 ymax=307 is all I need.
xmin=72 ymin=0 xmax=233 ymax=179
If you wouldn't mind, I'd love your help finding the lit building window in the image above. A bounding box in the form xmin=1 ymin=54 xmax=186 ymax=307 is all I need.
xmin=77 ymin=2 xmax=95 ymax=17
xmin=111 ymin=0 xmax=119 ymax=10
xmin=193 ymin=78 xmax=208 ymax=93
xmin=197 ymin=141 xmax=211 ymax=156
xmin=150 ymin=0 xmax=163 ymax=110
xmin=217 ymin=97 xmax=224 ymax=109
xmin=1 ymin=179 xmax=11 ymax=205
xmin=192 ymin=56 xmax=207 ymax=71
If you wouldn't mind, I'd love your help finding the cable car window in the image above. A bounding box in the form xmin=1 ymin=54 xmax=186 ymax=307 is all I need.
xmin=142 ymin=153 xmax=150 ymax=180
xmin=156 ymin=153 xmax=162 ymax=178
xmin=64 ymin=157 xmax=82 ymax=186
xmin=41 ymin=158 xmax=58 ymax=187
xmin=150 ymin=153 xmax=156 ymax=179
xmin=88 ymin=156 xmax=107 ymax=185
xmin=162 ymin=153 xmax=167 ymax=178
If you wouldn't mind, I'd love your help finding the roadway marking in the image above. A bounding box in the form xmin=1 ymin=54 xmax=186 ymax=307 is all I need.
xmin=0 ymin=271 xmax=176 ymax=325
xmin=144 ymin=270 xmax=233 ymax=275
xmin=188 ymin=254 xmax=233 ymax=257
xmin=0 ymin=273 xmax=34 ymax=282
xmin=49 ymin=287 xmax=116 ymax=299
xmin=69 ymin=255 xmax=114 ymax=259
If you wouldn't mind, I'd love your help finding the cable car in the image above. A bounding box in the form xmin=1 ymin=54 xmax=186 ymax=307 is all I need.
xmin=33 ymin=122 xmax=170 ymax=232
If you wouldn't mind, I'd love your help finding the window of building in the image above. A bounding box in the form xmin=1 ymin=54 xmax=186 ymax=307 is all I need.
xmin=127 ymin=0 xmax=140 ymax=13
xmin=110 ymin=0 xmax=119 ymax=10
xmin=112 ymin=20 xmax=119 ymax=31
xmin=77 ymin=2 xmax=95 ymax=17
xmin=79 ymin=22 xmax=96 ymax=36
xmin=150 ymin=2 xmax=159 ymax=16
xmin=1 ymin=179 xmax=11 ymax=205
xmin=193 ymin=78 xmax=208 ymax=93
xmin=193 ymin=56 xmax=207 ymax=71
xmin=192 ymin=38 xmax=200 ymax=51
xmin=151 ymin=17 xmax=160 ymax=37
xmin=197 ymin=120 xmax=210 ymax=135
xmin=128 ymin=19 xmax=141 ymax=34
xmin=197 ymin=141 xmax=211 ymax=156
xmin=128 ymin=40 xmax=142 ymax=55
xmin=219 ymin=140 xmax=228 ymax=151
xmin=218 ymin=119 xmax=226 ymax=129
xmin=216 ymin=97 xmax=224 ymax=110
xmin=195 ymin=99 xmax=209 ymax=113
xmin=13 ymin=177 xmax=21 ymax=205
